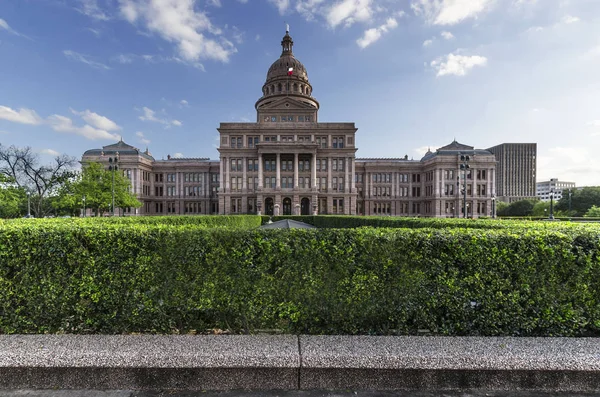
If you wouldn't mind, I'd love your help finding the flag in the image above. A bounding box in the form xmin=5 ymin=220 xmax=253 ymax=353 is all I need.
xmin=287 ymin=67 xmax=293 ymax=76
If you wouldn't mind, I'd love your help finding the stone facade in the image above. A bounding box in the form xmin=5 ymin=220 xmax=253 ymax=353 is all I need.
xmin=81 ymin=30 xmax=504 ymax=218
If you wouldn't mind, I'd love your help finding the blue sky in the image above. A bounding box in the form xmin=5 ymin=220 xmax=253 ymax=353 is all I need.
xmin=1 ymin=0 xmax=600 ymax=186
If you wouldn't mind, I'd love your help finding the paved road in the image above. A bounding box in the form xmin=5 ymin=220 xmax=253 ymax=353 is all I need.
xmin=2 ymin=391 xmax=600 ymax=397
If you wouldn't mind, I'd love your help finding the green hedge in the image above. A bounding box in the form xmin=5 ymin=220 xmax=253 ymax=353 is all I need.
xmin=261 ymin=215 xmax=600 ymax=231
xmin=2 ymin=215 xmax=262 ymax=229
xmin=1 ymin=222 xmax=599 ymax=336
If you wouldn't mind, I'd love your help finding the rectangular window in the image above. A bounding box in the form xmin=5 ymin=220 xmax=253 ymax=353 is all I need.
xmin=332 ymin=177 xmax=338 ymax=191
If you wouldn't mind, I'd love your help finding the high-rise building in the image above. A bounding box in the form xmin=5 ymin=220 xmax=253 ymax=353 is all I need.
xmin=486 ymin=143 xmax=537 ymax=203
xmin=82 ymin=29 xmax=503 ymax=218
xmin=536 ymin=178 xmax=576 ymax=202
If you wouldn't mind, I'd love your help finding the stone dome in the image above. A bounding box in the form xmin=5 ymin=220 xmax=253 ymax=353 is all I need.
xmin=265 ymin=49 xmax=309 ymax=84
xmin=259 ymin=30 xmax=315 ymax=99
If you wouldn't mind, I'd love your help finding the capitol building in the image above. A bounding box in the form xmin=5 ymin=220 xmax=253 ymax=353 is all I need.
xmin=82 ymin=30 xmax=535 ymax=218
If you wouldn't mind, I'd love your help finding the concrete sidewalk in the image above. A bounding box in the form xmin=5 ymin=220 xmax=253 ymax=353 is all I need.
xmin=1 ymin=335 xmax=599 ymax=392
xmin=2 ymin=391 xmax=600 ymax=397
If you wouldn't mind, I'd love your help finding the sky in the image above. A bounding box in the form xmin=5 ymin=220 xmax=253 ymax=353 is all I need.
xmin=1 ymin=0 xmax=600 ymax=186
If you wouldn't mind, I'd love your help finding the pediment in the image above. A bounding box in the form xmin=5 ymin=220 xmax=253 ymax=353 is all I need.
xmin=258 ymin=97 xmax=316 ymax=110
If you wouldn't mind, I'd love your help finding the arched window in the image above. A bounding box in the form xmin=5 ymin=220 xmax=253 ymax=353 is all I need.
xmin=278 ymin=83 xmax=282 ymax=92
xmin=294 ymin=83 xmax=298 ymax=92
xmin=270 ymin=85 xmax=275 ymax=94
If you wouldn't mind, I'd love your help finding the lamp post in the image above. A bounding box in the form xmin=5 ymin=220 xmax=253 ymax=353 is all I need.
xmin=26 ymin=191 xmax=31 ymax=218
xmin=107 ymin=152 xmax=119 ymax=216
xmin=491 ymin=194 xmax=496 ymax=219
xmin=548 ymin=188 xmax=555 ymax=220
xmin=568 ymin=188 xmax=572 ymax=218
xmin=459 ymin=154 xmax=470 ymax=218
xmin=82 ymin=195 xmax=86 ymax=217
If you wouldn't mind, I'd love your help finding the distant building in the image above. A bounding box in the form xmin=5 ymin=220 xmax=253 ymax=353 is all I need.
xmin=81 ymin=29 xmax=521 ymax=218
xmin=536 ymin=178 xmax=576 ymax=202
xmin=487 ymin=143 xmax=537 ymax=203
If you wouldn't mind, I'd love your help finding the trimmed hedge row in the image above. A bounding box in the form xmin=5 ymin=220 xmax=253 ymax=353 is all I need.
xmin=261 ymin=215 xmax=600 ymax=231
xmin=3 ymin=215 xmax=262 ymax=229
xmin=1 ymin=222 xmax=599 ymax=336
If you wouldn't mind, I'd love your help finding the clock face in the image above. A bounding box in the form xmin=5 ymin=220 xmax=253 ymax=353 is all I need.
xmin=271 ymin=116 xmax=277 ymax=122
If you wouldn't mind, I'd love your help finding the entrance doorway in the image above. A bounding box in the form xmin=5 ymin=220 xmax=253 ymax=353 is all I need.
xmin=265 ymin=198 xmax=274 ymax=216
xmin=283 ymin=197 xmax=292 ymax=215
xmin=301 ymin=197 xmax=310 ymax=215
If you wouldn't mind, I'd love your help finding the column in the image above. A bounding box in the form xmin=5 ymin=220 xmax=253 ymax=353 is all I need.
xmin=327 ymin=157 xmax=332 ymax=190
xmin=219 ymin=157 xmax=224 ymax=193
xmin=311 ymin=153 xmax=317 ymax=190
xmin=276 ymin=153 xmax=281 ymax=189
xmin=258 ymin=153 xmax=263 ymax=189
xmin=225 ymin=157 xmax=230 ymax=192
xmin=392 ymin=172 xmax=396 ymax=198
xmin=351 ymin=158 xmax=356 ymax=191
xmin=294 ymin=152 xmax=299 ymax=189
xmin=344 ymin=157 xmax=349 ymax=193
xmin=242 ymin=157 xmax=248 ymax=191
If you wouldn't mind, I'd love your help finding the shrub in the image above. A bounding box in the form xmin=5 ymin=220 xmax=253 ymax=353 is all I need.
xmin=1 ymin=221 xmax=599 ymax=336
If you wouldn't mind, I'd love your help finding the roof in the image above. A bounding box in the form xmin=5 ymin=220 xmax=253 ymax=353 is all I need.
xmin=420 ymin=140 xmax=493 ymax=161
xmin=260 ymin=219 xmax=316 ymax=229
xmin=82 ymin=139 xmax=154 ymax=161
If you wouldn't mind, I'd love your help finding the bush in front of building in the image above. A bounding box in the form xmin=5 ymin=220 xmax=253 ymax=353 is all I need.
xmin=1 ymin=222 xmax=599 ymax=336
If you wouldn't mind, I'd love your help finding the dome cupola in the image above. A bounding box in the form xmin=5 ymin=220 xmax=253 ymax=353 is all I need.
xmin=256 ymin=27 xmax=319 ymax=113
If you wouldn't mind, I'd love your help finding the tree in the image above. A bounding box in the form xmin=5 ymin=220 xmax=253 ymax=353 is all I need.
xmin=532 ymin=200 xmax=551 ymax=217
xmin=497 ymin=199 xmax=535 ymax=217
xmin=54 ymin=162 xmax=141 ymax=216
xmin=556 ymin=187 xmax=600 ymax=217
xmin=0 ymin=144 xmax=76 ymax=217
xmin=585 ymin=205 xmax=600 ymax=218
xmin=0 ymin=175 xmax=26 ymax=218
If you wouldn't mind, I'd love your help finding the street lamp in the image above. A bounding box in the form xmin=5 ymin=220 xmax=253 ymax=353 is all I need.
xmin=491 ymin=194 xmax=496 ymax=219
xmin=548 ymin=188 xmax=555 ymax=220
xmin=459 ymin=154 xmax=470 ymax=218
xmin=568 ymin=188 xmax=572 ymax=218
xmin=82 ymin=195 xmax=86 ymax=217
xmin=107 ymin=152 xmax=119 ymax=216
xmin=26 ymin=191 xmax=31 ymax=218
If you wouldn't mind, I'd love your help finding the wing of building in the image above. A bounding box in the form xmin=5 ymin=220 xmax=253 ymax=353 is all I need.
xmin=81 ymin=30 xmax=537 ymax=218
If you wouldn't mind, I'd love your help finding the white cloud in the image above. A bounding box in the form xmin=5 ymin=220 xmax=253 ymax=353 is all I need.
xmin=441 ymin=30 xmax=455 ymax=40
xmin=0 ymin=17 xmax=29 ymax=39
xmin=75 ymin=0 xmax=110 ymax=21
xmin=40 ymin=148 xmax=60 ymax=156
xmin=0 ymin=106 xmax=43 ymax=125
xmin=561 ymin=15 xmax=580 ymax=24
xmin=47 ymin=114 xmax=120 ymax=140
xmin=87 ymin=28 xmax=102 ymax=37
xmin=180 ymin=99 xmax=189 ymax=107
xmin=112 ymin=53 xmax=205 ymax=70
xmin=423 ymin=38 xmax=434 ymax=46
xmin=70 ymin=109 xmax=121 ymax=131
xmin=269 ymin=0 xmax=291 ymax=14
xmin=136 ymin=131 xmax=151 ymax=145
xmin=430 ymin=53 xmax=488 ymax=77
xmin=356 ymin=18 xmax=398 ymax=49
xmin=327 ymin=0 xmax=374 ymax=28
xmin=587 ymin=120 xmax=600 ymax=127
xmin=117 ymin=0 xmax=237 ymax=63
xmin=207 ymin=0 xmax=222 ymax=6
xmin=539 ymin=146 xmax=600 ymax=185
xmin=139 ymin=107 xmax=162 ymax=123
xmin=137 ymin=106 xmax=182 ymax=127
xmin=173 ymin=152 xmax=184 ymax=158
xmin=255 ymin=34 xmax=261 ymax=41
xmin=63 ymin=50 xmax=111 ymax=70
xmin=411 ymin=0 xmax=495 ymax=25
xmin=238 ymin=0 xmax=249 ymax=3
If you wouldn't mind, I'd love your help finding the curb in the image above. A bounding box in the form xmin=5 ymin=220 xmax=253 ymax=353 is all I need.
xmin=1 ymin=335 xmax=599 ymax=391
